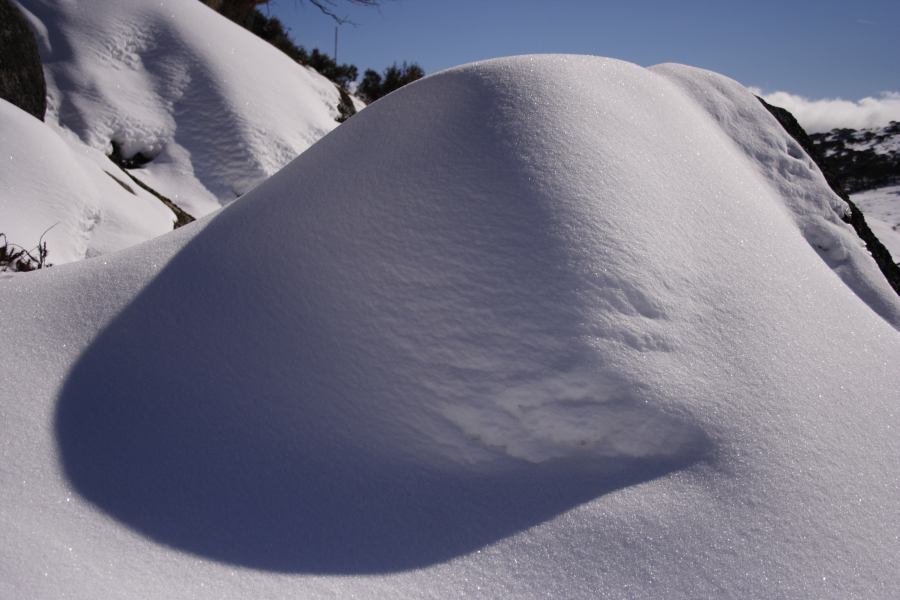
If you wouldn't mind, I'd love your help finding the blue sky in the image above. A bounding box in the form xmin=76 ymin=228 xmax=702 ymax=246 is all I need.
xmin=269 ymin=0 xmax=898 ymax=100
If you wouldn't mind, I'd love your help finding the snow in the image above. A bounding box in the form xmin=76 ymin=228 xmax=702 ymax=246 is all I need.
xmin=852 ymin=185 xmax=900 ymax=260
xmin=822 ymin=126 xmax=900 ymax=156
xmin=2 ymin=54 xmax=900 ymax=599
xmin=5 ymin=0 xmax=347 ymax=264
xmin=653 ymin=64 xmax=900 ymax=327
xmin=0 ymin=98 xmax=173 ymax=264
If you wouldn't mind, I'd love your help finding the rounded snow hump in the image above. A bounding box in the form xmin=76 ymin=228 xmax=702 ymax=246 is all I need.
xmin=52 ymin=56 xmax=900 ymax=588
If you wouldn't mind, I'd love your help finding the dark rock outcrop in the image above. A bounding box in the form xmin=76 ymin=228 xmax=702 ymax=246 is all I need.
xmin=335 ymin=85 xmax=356 ymax=122
xmin=808 ymin=123 xmax=900 ymax=193
xmin=759 ymin=98 xmax=900 ymax=296
xmin=0 ymin=0 xmax=46 ymax=120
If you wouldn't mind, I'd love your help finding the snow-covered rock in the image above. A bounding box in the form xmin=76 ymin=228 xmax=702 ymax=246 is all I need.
xmin=1 ymin=55 xmax=899 ymax=599
xmin=852 ymin=184 xmax=900 ymax=260
xmin=3 ymin=0 xmax=347 ymax=264
xmin=0 ymin=98 xmax=174 ymax=264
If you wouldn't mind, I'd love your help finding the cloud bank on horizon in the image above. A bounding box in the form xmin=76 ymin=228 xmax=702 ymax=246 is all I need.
xmin=752 ymin=89 xmax=900 ymax=134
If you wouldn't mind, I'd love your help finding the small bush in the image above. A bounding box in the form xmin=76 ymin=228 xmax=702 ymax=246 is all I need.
xmin=0 ymin=229 xmax=53 ymax=272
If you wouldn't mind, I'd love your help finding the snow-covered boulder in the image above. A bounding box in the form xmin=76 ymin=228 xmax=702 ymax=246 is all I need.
xmin=1 ymin=55 xmax=899 ymax=599
xmin=2 ymin=0 xmax=348 ymax=265
xmin=20 ymin=0 xmax=345 ymax=215
xmin=0 ymin=98 xmax=174 ymax=264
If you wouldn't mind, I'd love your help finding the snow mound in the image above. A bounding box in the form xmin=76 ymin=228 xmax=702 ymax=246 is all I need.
xmin=654 ymin=64 xmax=900 ymax=326
xmin=2 ymin=56 xmax=900 ymax=597
xmin=18 ymin=0 xmax=344 ymax=217
xmin=0 ymin=98 xmax=173 ymax=263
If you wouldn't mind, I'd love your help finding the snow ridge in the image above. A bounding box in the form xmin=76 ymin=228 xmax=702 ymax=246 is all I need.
xmin=1 ymin=0 xmax=346 ymax=265
xmin=2 ymin=55 xmax=899 ymax=598
xmin=654 ymin=64 xmax=900 ymax=327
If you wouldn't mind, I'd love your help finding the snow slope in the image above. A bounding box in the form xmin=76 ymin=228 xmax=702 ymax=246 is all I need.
xmin=852 ymin=185 xmax=900 ymax=260
xmin=0 ymin=98 xmax=174 ymax=264
xmin=1 ymin=56 xmax=899 ymax=599
xmin=20 ymin=0 xmax=345 ymax=216
xmin=3 ymin=0 xmax=346 ymax=264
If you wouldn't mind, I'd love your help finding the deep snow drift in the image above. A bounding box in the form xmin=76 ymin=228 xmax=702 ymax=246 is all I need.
xmin=2 ymin=56 xmax=900 ymax=599
xmin=2 ymin=0 xmax=346 ymax=263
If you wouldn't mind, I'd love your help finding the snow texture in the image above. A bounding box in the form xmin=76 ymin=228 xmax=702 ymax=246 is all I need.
xmin=0 ymin=98 xmax=173 ymax=263
xmin=4 ymin=0 xmax=345 ymax=264
xmin=653 ymin=64 xmax=900 ymax=327
xmin=1 ymin=55 xmax=899 ymax=599
xmin=852 ymin=184 xmax=900 ymax=260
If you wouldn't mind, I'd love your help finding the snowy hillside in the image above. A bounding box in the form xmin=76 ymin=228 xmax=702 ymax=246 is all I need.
xmin=2 ymin=55 xmax=900 ymax=599
xmin=808 ymin=122 xmax=900 ymax=265
xmin=0 ymin=98 xmax=174 ymax=264
xmin=852 ymin=184 xmax=900 ymax=260
xmin=816 ymin=121 xmax=900 ymax=157
xmin=2 ymin=0 xmax=346 ymax=264
xmin=809 ymin=121 xmax=900 ymax=193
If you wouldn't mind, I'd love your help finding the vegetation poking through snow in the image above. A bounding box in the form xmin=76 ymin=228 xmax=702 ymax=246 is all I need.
xmin=0 ymin=228 xmax=53 ymax=272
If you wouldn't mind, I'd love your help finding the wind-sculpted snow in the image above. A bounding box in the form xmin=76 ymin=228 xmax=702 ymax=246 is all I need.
xmin=653 ymin=64 xmax=900 ymax=327
xmin=3 ymin=0 xmax=344 ymax=265
xmin=0 ymin=98 xmax=173 ymax=263
xmin=18 ymin=0 xmax=342 ymax=217
xmin=3 ymin=56 xmax=900 ymax=598
xmin=54 ymin=57 xmax=715 ymax=571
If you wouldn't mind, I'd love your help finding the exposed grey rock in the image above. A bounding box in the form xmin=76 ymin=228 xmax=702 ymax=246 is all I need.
xmin=0 ymin=0 xmax=46 ymax=120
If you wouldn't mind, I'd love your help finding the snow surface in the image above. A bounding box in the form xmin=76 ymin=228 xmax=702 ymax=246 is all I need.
xmin=2 ymin=55 xmax=900 ymax=599
xmin=0 ymin=98 xmax=173 ymax=264
xmin=24 ymin=0 xmax=345 ymax=215
xmin=852 ymin=185 xmax=900 ymax=260
xmin=4 ymin=0 xmax=347 ymax=264
xmin=653 ymin=64 xmax=900 ymax=328
xmin=821 ymin=125 xmax=900 ymax=156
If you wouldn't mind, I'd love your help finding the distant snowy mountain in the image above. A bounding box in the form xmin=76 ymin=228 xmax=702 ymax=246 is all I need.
xmin=801 ymin=122 xmax=900 ymax=266
xmin=2 ymin=55 xmax=899 ymax=599
xmin=809 ymin=121 xmax=900 ymax=193
xmin=2 ymin=0 xmax=348 ymax=264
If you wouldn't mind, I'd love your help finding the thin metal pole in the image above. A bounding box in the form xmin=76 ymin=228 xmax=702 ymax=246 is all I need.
xmin=334 ymin=26 xmax=338 ymax=63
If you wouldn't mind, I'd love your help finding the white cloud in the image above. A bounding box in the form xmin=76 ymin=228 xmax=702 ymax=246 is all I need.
xmin=749 ymin=88 xmax=900 ymax=133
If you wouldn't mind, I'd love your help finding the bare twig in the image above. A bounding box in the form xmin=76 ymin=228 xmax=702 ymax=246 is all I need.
xmin=279 ymin=0 xmax=382 ymax=26
xmin=0 ymin=223 xmax=58 ymax=271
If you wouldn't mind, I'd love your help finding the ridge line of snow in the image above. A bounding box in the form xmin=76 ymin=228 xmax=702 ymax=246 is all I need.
xmin=652 ymin=63 xmax=900 ymax=328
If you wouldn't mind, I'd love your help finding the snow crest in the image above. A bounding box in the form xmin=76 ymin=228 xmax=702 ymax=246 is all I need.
xmin=18 ymin=0 xmax=343 ymax=217
xmin=2 ymin=56 xmax=899 ymax=597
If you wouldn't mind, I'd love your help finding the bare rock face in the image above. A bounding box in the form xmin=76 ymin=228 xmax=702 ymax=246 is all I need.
xmin=0 ymin=0 xmax=46 ymax=120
